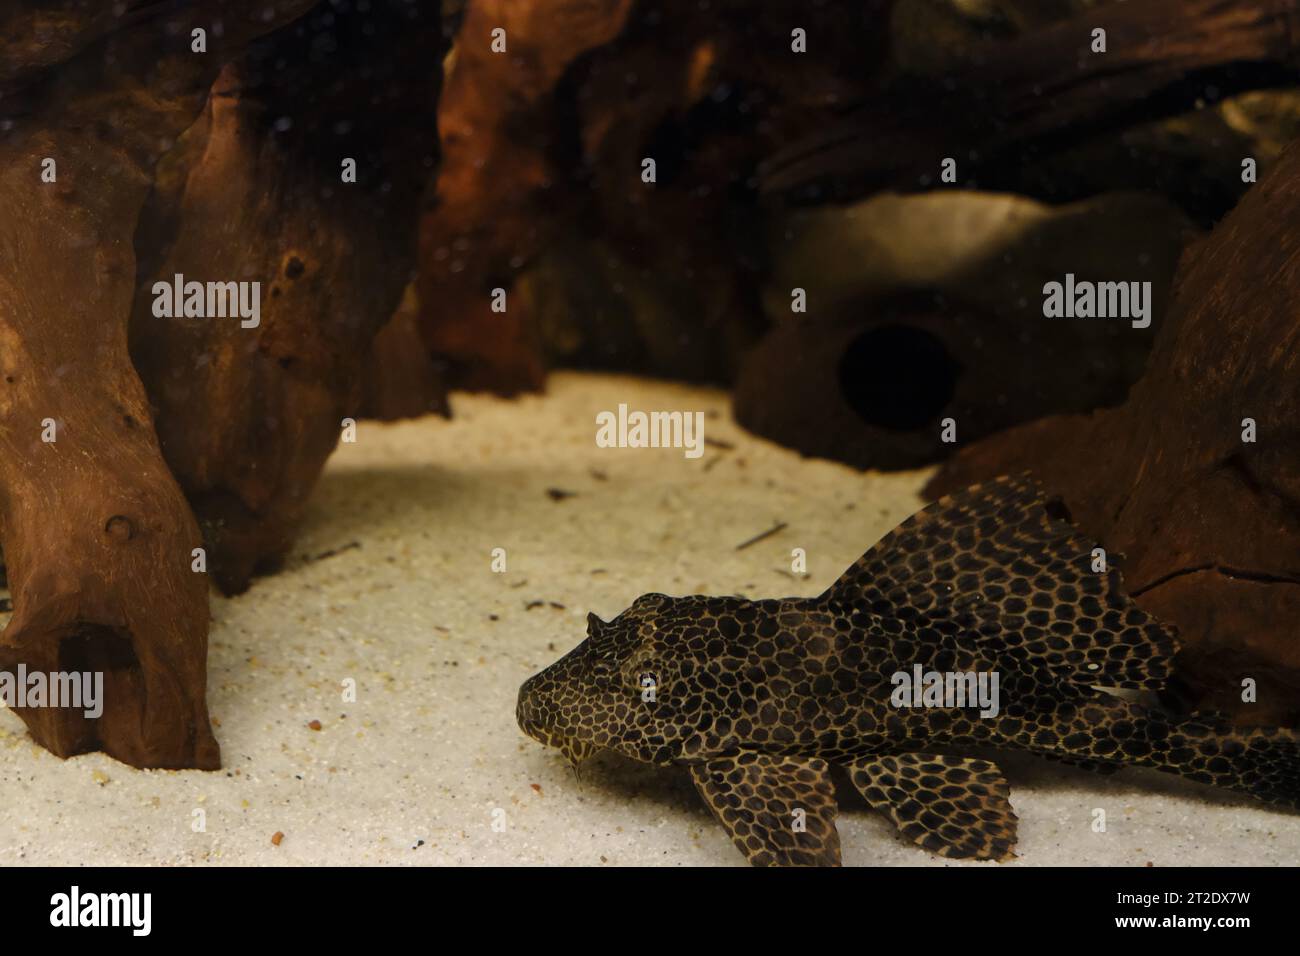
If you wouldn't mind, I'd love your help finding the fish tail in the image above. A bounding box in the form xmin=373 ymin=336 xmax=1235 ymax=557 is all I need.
xmin=1039 ymin=699 xmax=1300 ymax=809
xmin=1154 ymin=715 xmax=1300 ymax=810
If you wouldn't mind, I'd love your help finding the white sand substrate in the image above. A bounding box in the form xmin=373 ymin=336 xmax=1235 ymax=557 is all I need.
xmin=1 ymin=372 xmax=1296 ymax=866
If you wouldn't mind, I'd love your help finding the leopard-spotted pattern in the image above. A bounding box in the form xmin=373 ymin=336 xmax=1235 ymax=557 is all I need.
xmin=517 ymin=475 xmax=1300 ymax=866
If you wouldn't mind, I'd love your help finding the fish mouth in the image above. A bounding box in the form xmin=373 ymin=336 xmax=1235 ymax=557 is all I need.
xmin=555 ymin=736 xmax=599 ymax=768
xmin=521 ymin=721 xmax=600 ymax=771
xmin=517 ymin=677 xmax=599 ymax=769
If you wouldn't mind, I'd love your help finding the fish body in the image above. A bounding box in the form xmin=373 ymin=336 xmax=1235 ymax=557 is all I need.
xmin=518 ymin=476 xmax=1300 ymax=865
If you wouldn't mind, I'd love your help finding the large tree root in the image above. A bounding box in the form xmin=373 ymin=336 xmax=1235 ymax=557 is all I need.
xmin=0 ymin=2 xmax=317 ymax=767
xmin=130 ymin=3 xmax=445 ymax=595
xmin=763 ymin=0 xmax=1300 ymax=198
xmin=417 ymin=0 xmax=635 ymax=394
xmin=0 ymin=127 xmax=220 ymax=767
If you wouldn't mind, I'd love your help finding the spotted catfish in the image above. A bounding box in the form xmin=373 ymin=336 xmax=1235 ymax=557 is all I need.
xmin=517 ymin=476 xmax=1300 ymax=865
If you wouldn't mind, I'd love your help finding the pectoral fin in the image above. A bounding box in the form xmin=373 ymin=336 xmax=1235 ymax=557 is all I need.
xmin=849 ymin=753 xmax=1018 ymax=861
xmin=690 ymin=752 xmax=841 ymax=867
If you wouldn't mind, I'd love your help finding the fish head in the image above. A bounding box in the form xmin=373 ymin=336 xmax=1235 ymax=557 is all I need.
xmin=518 ymin=592 xmax=743 ymax=767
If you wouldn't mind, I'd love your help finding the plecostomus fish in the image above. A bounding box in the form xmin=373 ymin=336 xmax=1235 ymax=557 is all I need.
xmin=517 ymin=476 xmax=1300 ymax=865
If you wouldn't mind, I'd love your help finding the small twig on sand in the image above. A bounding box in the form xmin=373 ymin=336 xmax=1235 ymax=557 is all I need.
xmin=307 ymin=541 xmax=361 ymax=563
xmin=735 ymin=521 xmax=787 ymax=551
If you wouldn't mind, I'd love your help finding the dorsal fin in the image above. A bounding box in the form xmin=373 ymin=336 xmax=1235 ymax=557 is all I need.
xmin=823 ymin=474 xmax=1178 ymax=691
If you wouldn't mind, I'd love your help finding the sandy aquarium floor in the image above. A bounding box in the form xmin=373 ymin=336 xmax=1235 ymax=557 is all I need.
xmin=1 ymin=371 xmax=1297 ymax=866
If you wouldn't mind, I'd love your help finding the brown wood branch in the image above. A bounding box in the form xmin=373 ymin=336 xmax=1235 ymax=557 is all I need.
xmin=0 ymin=0 xmax=317 ymax=768
xmin=762 ymin=0 xmax=1300 ymax=196
xmin=130 ymin=3 xmax=445 ymax=595
xmin=417 ymin=0 xmax=635 ymax=394
xmin=0 ymin=120 xmax=219 ymax=769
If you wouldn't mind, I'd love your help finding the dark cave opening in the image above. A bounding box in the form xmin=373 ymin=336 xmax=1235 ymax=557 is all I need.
xmin=838 ymin=324 xmax=960 ymax=432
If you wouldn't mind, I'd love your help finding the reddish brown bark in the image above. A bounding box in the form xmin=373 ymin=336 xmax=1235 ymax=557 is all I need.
xmin=0 ymin=1 xmax=447 ymax=767
xmin=417 ymin=0 xmax=637 ymax=394
xmin=0 ymin=129 xmax=218 ymax=767
xmin=0 ymin=2 xmax=319 ymax=767
xmin=763 ymin=0 xmax=1300 ymax=197
xmin=419 ymin=0 xmax=890 ymax=389
xmin=360 ymin=292 xmax=452 ymax=423
xmin=130 ymin=3 xmax=444 ymax=594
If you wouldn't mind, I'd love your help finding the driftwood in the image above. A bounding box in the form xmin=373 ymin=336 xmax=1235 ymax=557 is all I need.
xmin=418 ymin=1 xmax=1300 ymax=392
xmin=418 ymin=0 xmax=890 ymax=390
xmin=130 ymin=4 xmax=444 ymax=595
xmin=0 ymin=2 xmax=322 ymax=768
xmin=928 ymin=140 xmax=1300 ymax=726
xmin=0 ymin=2 xmax=441 ymax=768
xmin=763 ymin=0 xmax=1300 ymax=199
xmin=417 ymin=0 xmax=636 ymax=394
